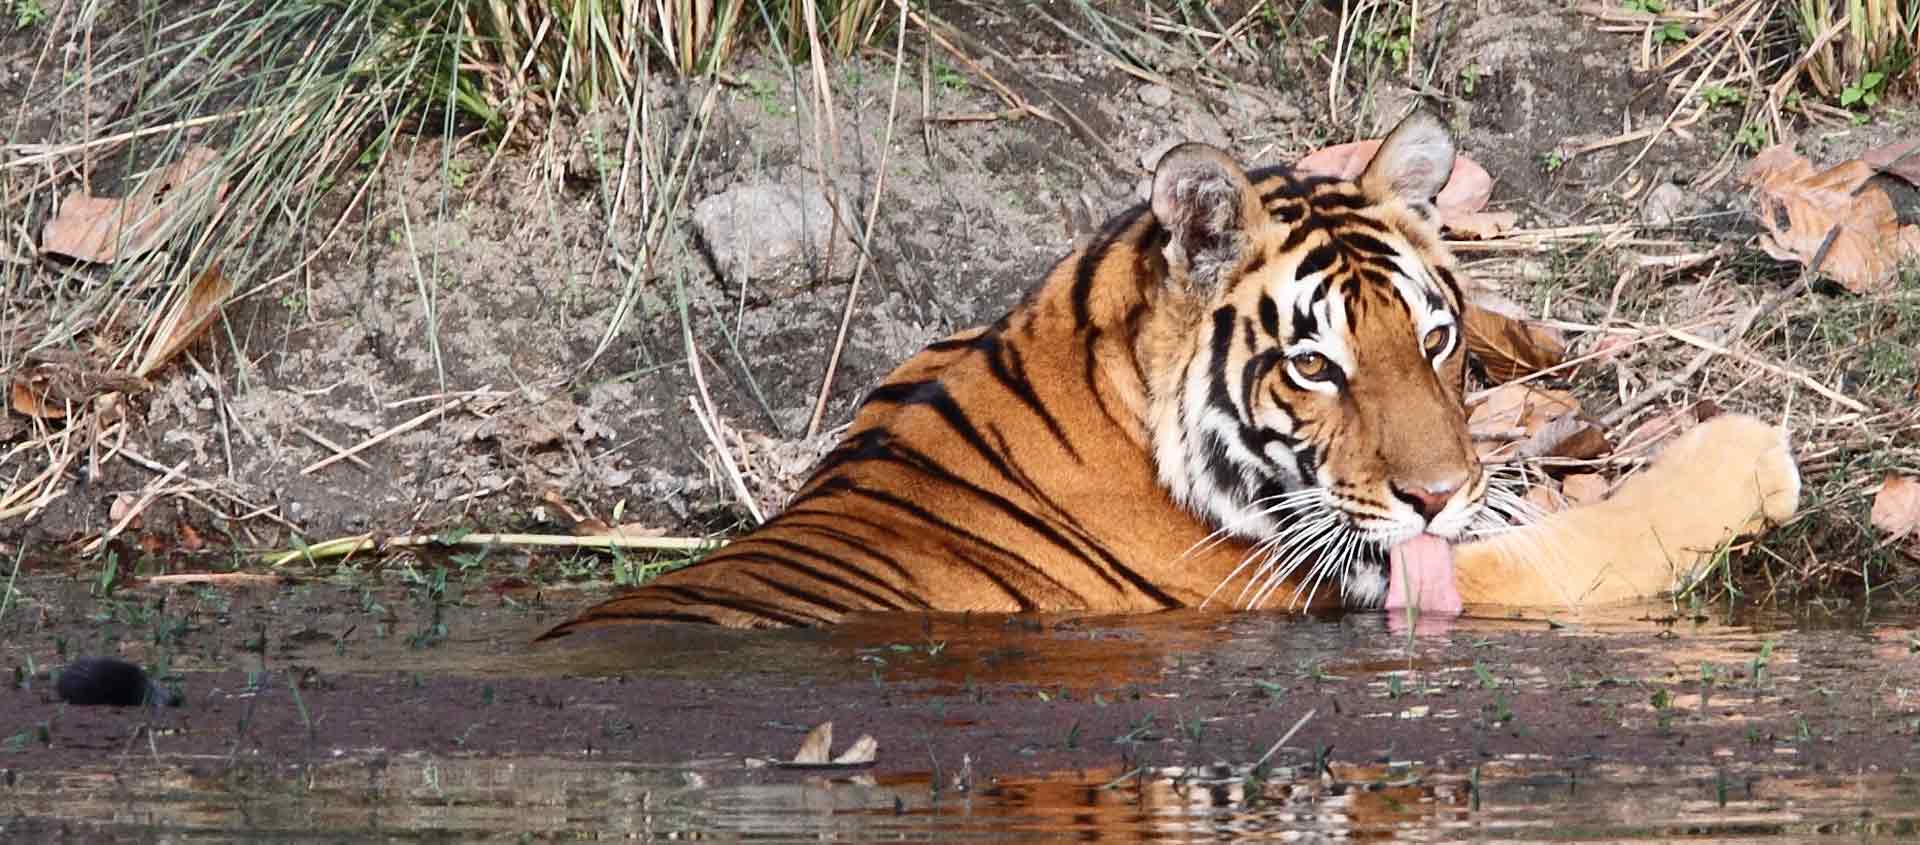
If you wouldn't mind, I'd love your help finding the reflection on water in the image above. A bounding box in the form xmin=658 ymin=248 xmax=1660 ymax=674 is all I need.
xmin=7 ymin=754 xmax=1916 ymax=840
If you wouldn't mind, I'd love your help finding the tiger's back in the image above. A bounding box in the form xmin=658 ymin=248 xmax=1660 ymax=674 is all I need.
xmin=550 ymin=201 xmax=1263 ymax=631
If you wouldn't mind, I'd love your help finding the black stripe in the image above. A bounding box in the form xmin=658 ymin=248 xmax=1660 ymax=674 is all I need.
xmin=1313 ymin=191 xmax=1372 ymax=211
xmin=986 ymin=333 xmax=1081 ymax=462
xmin=1258 ymin=293 xmax=1281 ymax=339
xmin=837 ymin=486 xmax=1048 ymax=610
xmin=739 ymin=570 xmax=858 ymax=613
xmin=646 ymin=585 xmax=824 ymax=627
xmin=1207 ymin=307 xmax=1239 ymax=417
xmin=563 ymin=611 xmax=722 ymax=628
xmin=733 ymin=540 xmax=917 ymax=610
xmin=1070 ymin=212 xmax=1144 ymax=325
xmin=1296 ymin=244 xmax=1337 ymax=279
xmin=1343 ymin=232 xmax=1395 ymax=257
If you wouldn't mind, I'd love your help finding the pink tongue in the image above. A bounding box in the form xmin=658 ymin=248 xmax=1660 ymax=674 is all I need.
xmin=1386 ymin=533 xmax=1462 ymax=615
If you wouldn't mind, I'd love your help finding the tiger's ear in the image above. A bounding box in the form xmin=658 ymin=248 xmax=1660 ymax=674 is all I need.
xmin=1359 ymin=110 xmax=1455 ymax=206
xmin=1151 ymin=143 xmax=1266 ymax=293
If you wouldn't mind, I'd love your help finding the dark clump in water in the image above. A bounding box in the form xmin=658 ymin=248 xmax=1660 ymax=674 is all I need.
xmin=55 ymin=657 xmax=179 ymax=708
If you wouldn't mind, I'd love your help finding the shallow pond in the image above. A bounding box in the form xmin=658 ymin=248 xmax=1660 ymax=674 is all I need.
xmin=2 ymin=568 xmax=1916 ymax=840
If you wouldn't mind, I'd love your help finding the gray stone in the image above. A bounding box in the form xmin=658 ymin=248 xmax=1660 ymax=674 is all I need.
xmin=693 ymin=183 xmax=860 ymax=284
xmin=1641 ymin=182 xmax=1691 ymax=227
xmin=1138 ymin=84 xmax=1173 ymax=108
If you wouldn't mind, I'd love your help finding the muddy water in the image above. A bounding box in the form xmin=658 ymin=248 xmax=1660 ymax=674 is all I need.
xmin=2 ymin=569 xmax=1917 ymax=840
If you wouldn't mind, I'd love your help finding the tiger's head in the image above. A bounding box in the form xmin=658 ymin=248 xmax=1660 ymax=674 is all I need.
xmin=1141 ymin=111 xmax=1491 ymax=607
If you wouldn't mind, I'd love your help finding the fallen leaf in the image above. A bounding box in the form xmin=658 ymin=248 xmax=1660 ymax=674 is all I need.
xmin=1470 ymin=384 xmax=1585 ymax=462
xmin=1869 ymin=476 xmax=1920 ymax=540
xmin=1445 ymin=210 xmax=1518 ymax=240
xmin=109 ymin=494 xmax=139 ymax=526
xmin=7 ymin=354 xmax=148 ymax=419
xmin=1295 ymin=140 xmax=1496 ymax=227
xmin=793 ymin=721 xmax=833 ymax=764
xmin=10 ymin=378 xmax=67 ymax=419
xmin=1529 ymin=417 xmax=1611 ymax=461
xmin=1861 ymin=138 xmax=1920 ymax=187
xmin=1741 ymin=144 xmax=1920 ymax=294
xmin=1615 ymin=400 xmax=1720 ymax=456
xmin=1523 ymin=483 xmax=1568 ymax=515
xmin=1463 ymin=302 xmax=1567 ymax=383
xmin=1561 ymin=473 xmax=1611 ymax=506
xmin=177 ymin=522 xmax=205 ymax=552
xmin=41 ymin=145 xmax=227 ymax=263
xmin=135 ymin=264 xmax=234 ymax=378
xmin=833 ymin=733 xmax=879 ymax=765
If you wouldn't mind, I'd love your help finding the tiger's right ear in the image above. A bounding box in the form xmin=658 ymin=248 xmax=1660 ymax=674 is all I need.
xmin=1151 ymin=143 xmax=1266 ymax=293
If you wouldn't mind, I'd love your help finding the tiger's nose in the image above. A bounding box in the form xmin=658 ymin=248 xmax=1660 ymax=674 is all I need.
xmin=1392 ymin=480 xmax=1460 ymax=522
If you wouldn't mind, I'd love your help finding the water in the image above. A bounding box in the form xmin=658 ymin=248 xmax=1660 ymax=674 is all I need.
xmin=2 ymin=570 xmax=1916 ymax=841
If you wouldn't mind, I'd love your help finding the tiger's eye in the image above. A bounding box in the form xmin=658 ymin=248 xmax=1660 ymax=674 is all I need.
xmin=1422 ymin=326 xmax=1451 ymax=358
xmin=1291 ymin=351 xmax=1334 ymax=382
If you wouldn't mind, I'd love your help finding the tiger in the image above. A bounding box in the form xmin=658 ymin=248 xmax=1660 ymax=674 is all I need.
xmin=538 ymin=111 xmax=1800 ymax=636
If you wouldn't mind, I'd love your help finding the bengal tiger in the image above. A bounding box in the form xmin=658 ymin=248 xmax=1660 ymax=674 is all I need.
xmin=539 ymin=111 xmax=1799 ymax=636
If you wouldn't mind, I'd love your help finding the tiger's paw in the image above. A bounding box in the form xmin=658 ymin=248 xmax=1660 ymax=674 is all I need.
xmin=1454 ymin=413 xmax=1799 ymax=608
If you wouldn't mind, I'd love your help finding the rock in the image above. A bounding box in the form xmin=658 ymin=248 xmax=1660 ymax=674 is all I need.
xmin=1138 ymin=84 xmax=1173 ymax=108
xmin=693 ymin=183 xmax=859 ymax=284
xmin=1641 ymin=182 xmax=1691 ymax=227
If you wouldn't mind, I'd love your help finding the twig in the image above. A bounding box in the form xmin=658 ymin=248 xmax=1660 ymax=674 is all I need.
xmin=300 ymin=398 xmax=465 ymax=475
xmin=806 ymin=1 xmax=909 ymax=438
xmin=295 ymin=425 xmax=373 ymax=471
xmin=82 ymin=458 xmax=190 ymax=554
xmin=1665 ymin=325 xmax=1866 ymax=412
xmin=1597 ymin=294 xmax=1773 ymax=430
xmin=1252 ymin=708 xmax=1318 ymax=771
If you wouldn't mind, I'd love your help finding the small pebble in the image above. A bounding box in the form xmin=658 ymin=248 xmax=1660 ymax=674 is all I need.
xmin=1138 ymin=84 xmax=1173 ymax=108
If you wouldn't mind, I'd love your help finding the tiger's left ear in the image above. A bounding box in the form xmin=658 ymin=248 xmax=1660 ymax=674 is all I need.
xmin=1152 ymin=143 xmax=1268 ymax=293
xmin=1359 ymin=110 xmax=1456 ymax=206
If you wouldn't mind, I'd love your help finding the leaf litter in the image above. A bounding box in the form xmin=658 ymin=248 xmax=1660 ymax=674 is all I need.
xmin=1740 ymin=143 xmax=1920 ymax=295
xmin=41 ymin=145 xmax=228 ymax=263
xmin=772 ymin=721 xmax=879 ymax=769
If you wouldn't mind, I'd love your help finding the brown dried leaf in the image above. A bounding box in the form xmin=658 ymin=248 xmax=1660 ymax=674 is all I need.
xmin=833 ymin=734 xmax=879 ymax=765
xmin=793 ymin=721 xmax=833 ymax=764
xmin=1615 ymin=400 xmax=1721 ymax=456
xmin=1561 ymin=473 xmax=1610 ymax=507
xmin=10 ymin=378 xmax=66 ymax=419
xmin=1523 ymin=483 xmax=1568 ymax=515
xmin=1295 ymin=140 xmax=1496 ymax=225
xmin=136 ymin=264 xmax=234 ymax=378
xmin=1869 ymin=476 xmax=1920 ymax=540
xmin=41 ymin=145 xmax=227 ymax=263
xmin=1502 ymin=415 xmax=1610 ymax=462
xmin=1741 ymin=145 xmax=1920 ymax=294
xmin=1445 ymin=210 xmax=1518 ymax=240
xmin=1469 ymin=384 xmax=1583 ymax=462
xmin=1861 ymin=138 xmax=1920 ymax=187
xmin=1462 ymin=303 xmax=1567 ymax=383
